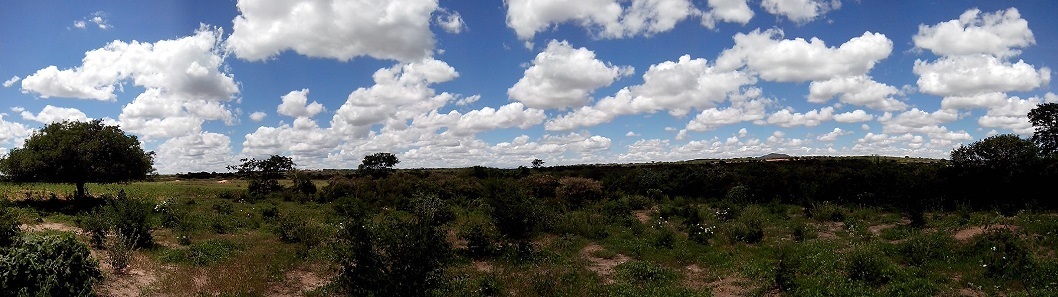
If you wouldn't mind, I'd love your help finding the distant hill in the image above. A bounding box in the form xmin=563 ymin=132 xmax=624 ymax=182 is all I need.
xmin=758 ymin=153 xmax=792 ymax=160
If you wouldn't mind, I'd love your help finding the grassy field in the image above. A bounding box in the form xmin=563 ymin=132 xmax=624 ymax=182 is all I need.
xmin=2 ymin=175 xmax=1057 ymax=296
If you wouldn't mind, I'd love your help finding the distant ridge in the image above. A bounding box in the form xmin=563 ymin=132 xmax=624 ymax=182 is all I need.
xmin=758 ymin=153 xmax=792 ymax=160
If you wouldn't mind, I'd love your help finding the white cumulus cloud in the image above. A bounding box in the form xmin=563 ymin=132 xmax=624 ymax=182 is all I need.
xmin=760 ymin=0 xmax=840 ymax=23
xmin=913 ymin=8 xmax=1035 ymax=58
xmin=249 ymin=112 xmax=267 ymax=122
xmin=716 ymin=29 xmax=892 ymax=82
xmin=20 ymin=105 xmax=90 ymax=124
xmin=914 ymin=54 xmax=1050 ymax=97
xmin=808 ymin=75 xmax=907 ymax=111
xmin=701 ymin=0 xmax=754 ymax=29
xmin=504 ymin=0 xmax=695 ymax=40
xmin=226 ymin=0 xmax=439 ymax=62
xmin=277 ymin=89 xmax=326 ymax=118
xmin=509 ymin=40 xmax=633 ymax=109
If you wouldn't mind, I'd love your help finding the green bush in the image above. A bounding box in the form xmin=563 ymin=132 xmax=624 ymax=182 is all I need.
xmin=336 ymin=210 xmax=451 ymax=296
xmin=0 ymin=204 xmax=22 ymax=247
xmin=458 ymin=213 xmax=497 ymax=258
xmin=105 ymin=191 xmax=154 ymax=248
xmin=614 ymin=261 xmax=679 ymax=287
xmin=898 ymin=232 xmax=952 ymax=267
xmin=485 ymin=179 xmax=542 ymax=255
xmin=274 ymin=212 xmax=327 ymax=248
xmin=556 ymin=177 xmax=605 ymax=207
xmin=973 ymin=229 xmax=1034 ymax=280
xmin=845 ymin=245 xmax=892 ymax=286
xmin=808 ymin=201 xmax=847 ymax=222
xmin=0 ymin=233 xmax=101 ymax=296
xmin=76 ymin=209 xmax=109 ymax=248
xmin=162 ymin=239 xmax=244 ymax=266
xmin=725 ymin=221 xmax=764 ymax=244
xmin=688 ymin=223 xmax=716 ymax=245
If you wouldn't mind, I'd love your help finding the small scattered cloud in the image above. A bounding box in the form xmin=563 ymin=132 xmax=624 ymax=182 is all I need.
xmin=72 ymin=11 xmax=111 ymax=30
xmin=2 ymin=76 xmax=20 ymax=88
xmin=249 ymin=112 xmax=266 ymax=122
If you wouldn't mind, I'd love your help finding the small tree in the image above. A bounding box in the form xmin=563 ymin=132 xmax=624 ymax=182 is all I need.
xmin=229 ymin=155 xmax=295 ymax=197
xmin=358 ymin=152 xmax=399 ymax=178
xmin=1028 ymin=102 xmax=1058 ymax=155
xmin=0 ymin=120 xmax=155 ymax=198
xmin=531 ymin=158 xmax=545 ymax=169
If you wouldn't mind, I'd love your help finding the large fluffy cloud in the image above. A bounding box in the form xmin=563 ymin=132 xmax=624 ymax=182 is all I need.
xmin=508 ymin=40 xmax=633 ymax=109
xmin=715 ymin=29 xmax=892 ymax=82
xmin=546 ymin=55 xmax=756 ymax=131
xmin=18 ymin=25 xmax=239 ymax=142
xmin=226 ymin=0 xmax=440 ymax=62
xmin=505 ymin=0 xmax=694 ymax=40
xmin=913 ymin=8 xmax=1034 ymax=58
xmin=22 ymin=25 xmax=237 ymax=101
xmin=914 ymin=54 xmax=1050 ymax=97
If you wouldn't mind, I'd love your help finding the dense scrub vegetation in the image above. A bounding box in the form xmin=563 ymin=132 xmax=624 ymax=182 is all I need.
xmin=0 ymin=103 xmax=1055 ymax=295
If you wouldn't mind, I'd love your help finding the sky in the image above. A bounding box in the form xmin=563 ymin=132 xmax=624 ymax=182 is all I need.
xmin=0 ymin=0 xmax=1055 ymax=173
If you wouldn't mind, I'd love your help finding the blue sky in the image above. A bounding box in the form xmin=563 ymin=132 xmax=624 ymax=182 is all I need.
xmin=1 ymin=0 xmax=1055 ymax=173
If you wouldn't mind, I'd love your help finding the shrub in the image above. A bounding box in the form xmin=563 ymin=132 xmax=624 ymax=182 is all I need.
xmin=652 ymin=227 xmax=676 ymax=249
xmin=291 ymin=170 xmax=317 ymax=197
xmin=808 ymin=201 xmax=846 ymax=222
xmin=0 ymin=233 xmax=101 ymax=296
xmin=688 ymin=223 xmax=716 ymax=245
xmin=77 ymin=209 xmax=109 ymax=248
xmin=336 ymin=210 xmax=451 ymax=296
xmin=485 ymin=179 xmax=541 ymax=255
xmin=274 ymin=212 xmax=326 ymax=248
xmin=846 ymin=245 xmax=892 ymax=286
xmin=105 ymin=191 xmax=154 ymax=248
xmin=725 ymin=221 xmax=764 ymax=244
xmin=556 ymin=177 xmax=605 ymax=207
xmin=973 ymin=228 xmax=1034 ymax=280
xmin=899 ymin=232 xmax=952 ymax=267
xmin=458 ymin=212 xmax=498 ymax=258
xmin=551 ymin=211 xmax=609 ymax=240
xmin=522 ymin=174 xmax=559 ymax=199
xmin=614 ymin=261 xmax=679 ymax=287
xmin=0 ymin=204 xmax=22 ymax=247
xmin=106 ymin=232 xmax=140 ymax=273
xmin=162 ymin=239 xmax=244 ymax=266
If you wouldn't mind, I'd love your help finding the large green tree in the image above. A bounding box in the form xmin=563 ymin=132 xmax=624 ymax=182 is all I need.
xmin=358 ymin=152 xmax=399 ymax=178
xmin=950 ymin=134 xmax=1039 ymax=172
xmin=1028 ymin=102 xmax=1058 ymax=155
xmin=0 ymin=120 xmax=155 ymax=198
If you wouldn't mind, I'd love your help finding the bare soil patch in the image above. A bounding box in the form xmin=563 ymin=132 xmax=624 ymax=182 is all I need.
xmin=817 ymin=222 xmax=845 ymax=239
xmin=633 ymin=210 xmax=651 ymax=224
xmin=96 ymin=253 xmax=164 ymax=297
xmin=954 ymin=224 xmax=1017 ymax=241
xmin=580 ymin=243 xmax=631 ymax=284
xmin=707 ymin=274 xmax=751 ymax=297
xmin=21 ymin=221 xmax=82 ymax=235
xmin=268 ymin=268 xmax=333 ymax=297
